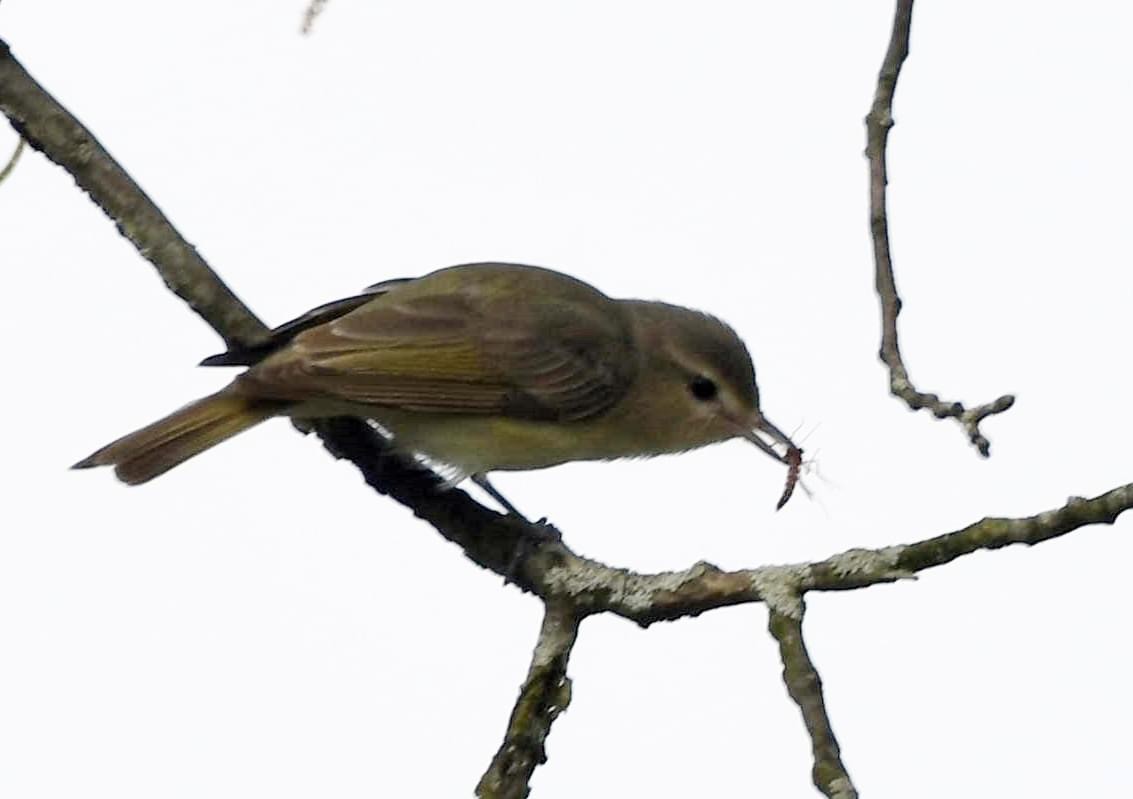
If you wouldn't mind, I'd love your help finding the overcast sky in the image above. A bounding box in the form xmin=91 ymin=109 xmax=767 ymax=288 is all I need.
xmin=2 ymin=2 xmax=1131 ymax=797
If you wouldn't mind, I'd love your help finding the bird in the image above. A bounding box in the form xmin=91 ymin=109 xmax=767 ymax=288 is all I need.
xmin=74 ymin=262 xmax=800 ymax=512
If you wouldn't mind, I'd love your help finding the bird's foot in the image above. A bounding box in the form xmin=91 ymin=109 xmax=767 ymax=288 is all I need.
xmin=502 ymin=516 xmax=563 ymax=586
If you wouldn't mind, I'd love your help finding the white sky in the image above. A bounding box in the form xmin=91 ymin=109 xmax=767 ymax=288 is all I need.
xmin=1 ymin=2 xmax=1131 ymax=797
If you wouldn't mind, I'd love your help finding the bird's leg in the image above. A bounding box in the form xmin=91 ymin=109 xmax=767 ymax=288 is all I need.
xmin=471 ymin=474 xmax=562 ymax=585
xmin=472 ymin=473 xmax=527 ymax=518
xmin=470 ymin=474 xmax=560 ymax=539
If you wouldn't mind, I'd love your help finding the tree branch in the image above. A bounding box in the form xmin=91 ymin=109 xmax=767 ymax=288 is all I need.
xmin=865 ymin=0 xmax=1015 ymax=456
xmin=769 ymin=606 xmax=857 ymax=799
xmin=0 ymin=39 xmax=267 ymax=349
xmin=524 ymin=482 xmax=1133 ymax=626
xmin=477 ymin=601 xmax=580 ymax=799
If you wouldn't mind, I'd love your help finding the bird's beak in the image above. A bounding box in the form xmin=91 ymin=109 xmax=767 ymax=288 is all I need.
xmin=733 ymin=413 xmax=799 ymax=464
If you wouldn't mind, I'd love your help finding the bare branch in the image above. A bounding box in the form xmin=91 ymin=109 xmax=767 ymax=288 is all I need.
xmin=0 ymin=39 xmax=267 ymax=349
xmin=526 ymin=483 xmax=1133 ymax=625
xmin=769 ymin=606 xmax=857 ymax=799
xmin=865 ymin=0 xmax=1015 ymax=456
xmin=0 ymin=134 xmax=24 ymax=185
xmin=477 ymin=602 xmax=580 ymax=799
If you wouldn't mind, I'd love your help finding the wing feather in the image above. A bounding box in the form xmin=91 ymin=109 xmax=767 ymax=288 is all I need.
xmin=238 ymin=264 xmax=638 ymax=420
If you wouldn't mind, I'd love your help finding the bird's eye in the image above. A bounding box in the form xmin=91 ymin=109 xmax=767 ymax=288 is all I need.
xmin=689 ymin=376 xmax=718 ymax=401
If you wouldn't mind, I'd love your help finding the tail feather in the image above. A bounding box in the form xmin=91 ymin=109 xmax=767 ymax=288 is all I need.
xmin=73 ymin=391 xmax=286 ymax=485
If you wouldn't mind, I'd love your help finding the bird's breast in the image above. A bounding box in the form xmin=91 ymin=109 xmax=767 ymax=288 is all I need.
xmin=365 ymin=401 xmax=732 ymax=476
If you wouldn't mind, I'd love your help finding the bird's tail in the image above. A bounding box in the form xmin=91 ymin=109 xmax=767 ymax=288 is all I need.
xmin=73 ymin=391 xmax=287 ymax=485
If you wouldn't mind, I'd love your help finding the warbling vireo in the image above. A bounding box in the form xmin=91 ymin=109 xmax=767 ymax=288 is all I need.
xmin=75 ymin=263 xmax=801 ymax=509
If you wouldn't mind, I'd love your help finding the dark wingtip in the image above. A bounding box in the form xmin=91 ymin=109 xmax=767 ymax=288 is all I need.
xmin=200 ymin=352 xmax=239 ymax=367
xmin=72 ymin=455 xmax=98 ymax=470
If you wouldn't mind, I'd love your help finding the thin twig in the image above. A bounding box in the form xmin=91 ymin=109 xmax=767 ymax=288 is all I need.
xmin=865 ymin=0 xmax=1015 ymax=456
xmin=0 ymin=134 xmax=24 ymax=185
xmin=301 ymin=0 xmax=330 ymax=35
xmin=768 ymin=606 xmax=857 ymax=799
xmin=477 ymin=601 xmax=580 ymax=799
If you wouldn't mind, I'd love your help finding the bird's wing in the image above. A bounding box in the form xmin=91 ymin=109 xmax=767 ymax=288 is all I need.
xmin=239 ymin=283 xmax=637 ymax=421
xmin=199 ymin=279 xmax=413 ymax=367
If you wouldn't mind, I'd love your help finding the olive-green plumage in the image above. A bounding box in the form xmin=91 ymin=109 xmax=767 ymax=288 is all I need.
xmin=75 ymin=263 xmax=795 ymax=490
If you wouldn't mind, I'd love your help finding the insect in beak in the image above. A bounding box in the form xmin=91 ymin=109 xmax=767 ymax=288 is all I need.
xmin=730 ymin=414 xmax=804 ymax=510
